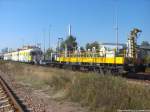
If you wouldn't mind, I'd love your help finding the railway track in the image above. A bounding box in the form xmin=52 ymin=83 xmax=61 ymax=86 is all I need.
xmin=124 ymin=72 xmax=150 ymax=81
xmin=0 ymin=75 xmax=25 ymax=112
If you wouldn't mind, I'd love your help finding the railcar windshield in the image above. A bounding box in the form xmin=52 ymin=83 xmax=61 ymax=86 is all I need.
xmin=30 ymin=50 xmax=42 ymax=56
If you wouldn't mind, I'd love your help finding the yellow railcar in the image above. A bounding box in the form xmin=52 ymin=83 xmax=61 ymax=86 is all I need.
xmin=57 ymin=57 xmax=124 ymax=65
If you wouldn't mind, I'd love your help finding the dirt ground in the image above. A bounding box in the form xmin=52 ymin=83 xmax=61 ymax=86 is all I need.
xmin=0 ymin=70 xmax=88 ymax=112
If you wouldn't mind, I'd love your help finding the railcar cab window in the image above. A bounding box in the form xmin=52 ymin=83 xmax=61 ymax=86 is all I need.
xmin=30 ymin=51 xmax=42 ymax=56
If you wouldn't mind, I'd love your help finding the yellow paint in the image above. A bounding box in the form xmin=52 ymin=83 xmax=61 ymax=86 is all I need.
xmin=56 ymin=56 xmax=124 ymax=64
xmin=70 ymin=57 xmax=77 ymax=63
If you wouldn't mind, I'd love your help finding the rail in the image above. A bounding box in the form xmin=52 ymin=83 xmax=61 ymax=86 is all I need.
xmin=0 ymin=75 xmax=25 ymax=112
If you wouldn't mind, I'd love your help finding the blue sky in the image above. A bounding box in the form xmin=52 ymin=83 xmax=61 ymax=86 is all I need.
xmin=0 ymin=0 xmax=150 ymax=50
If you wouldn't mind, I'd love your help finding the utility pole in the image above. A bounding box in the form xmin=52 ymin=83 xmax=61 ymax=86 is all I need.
xmin=114 ymin=4 xmax=119 ymax=53
xmin=58 ymin=37 xmax=63 ymax=55
xmin=68 ymin=24 xmax=71 ymax=36
xmin=116 ymin=15 xmax=118 ymax=53
xmin=22 ymin=38 xmax=25 ymax=47
xmin=49 ymin=25 xmax=51 ymax=49
xmin=43 ymin=29 xmax=46 ymax=60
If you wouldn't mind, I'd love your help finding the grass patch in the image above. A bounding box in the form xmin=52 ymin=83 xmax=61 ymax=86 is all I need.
xmin=0 ymin=61 xmax=150 ymax=112
xmin=69 ymin=74 xmax=150 ymax=111
xmin=146 ymin=67 xmax=150 ymax=72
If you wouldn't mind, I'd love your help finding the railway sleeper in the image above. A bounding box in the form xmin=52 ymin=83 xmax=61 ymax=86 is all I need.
xmin=0 ymin=104 xmax=13 ymax=111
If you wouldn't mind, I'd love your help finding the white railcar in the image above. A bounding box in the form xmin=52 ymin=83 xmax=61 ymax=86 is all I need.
xmin=4 ymin=53 xmax=12 ymax=60
xmin=3 ymin=47 xmax=43 ymax=64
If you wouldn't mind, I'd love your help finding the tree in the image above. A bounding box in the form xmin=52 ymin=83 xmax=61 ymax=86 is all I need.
xmin=85 ymin=41 xmax=99 ymax=50
xmin=1 ymin=47 xmax=8 ymax=53
xmin=141 ymin=41 xmax=150 ymax=47
xmin=80 ymin=46 xmax=85 ymax=51
xmin=85 ymin=43 xmax=90 ymax=50
xmin=140 ymin=41 xmax=150 ymax=64
xmin=60 ymin=35 xmax=77 ymax=51
xmin=45 ymin=48 xmax=53 ymax=60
